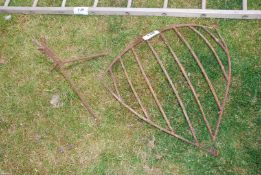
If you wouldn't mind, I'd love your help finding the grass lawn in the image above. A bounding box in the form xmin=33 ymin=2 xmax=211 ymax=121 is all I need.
xmin=0 ymin=1 xmax=260 ymax=175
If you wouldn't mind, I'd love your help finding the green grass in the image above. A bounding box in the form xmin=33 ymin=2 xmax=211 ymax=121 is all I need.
xmin=0 ymin=1 xmax=261 ymax=174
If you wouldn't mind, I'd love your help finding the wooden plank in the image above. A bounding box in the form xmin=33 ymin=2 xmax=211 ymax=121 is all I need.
xmin=61 ymin=0 xmax=67 ymax=7
xmin=0 ymin=7 xmax=260 ymax=19
xmin=127 ymin=0 xmax=132 ymax=8
xmin=243 ymin=0 xmax=248 ymax=10
xmin=32 ymin=0 xmax=39 ymax=7
xmin=4 ymin=0 xmax=10 ymax=7
xmin=93 ymin=0 xmax=99 ymax=7
xmin=202 ymin=0 xmax=207 ymax=10
xmin=163 ymin=0 xmax=168 ymax=8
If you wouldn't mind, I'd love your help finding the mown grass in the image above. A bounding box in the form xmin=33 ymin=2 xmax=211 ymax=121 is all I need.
xmin=0 ymin=1 xmax=260 ymax=175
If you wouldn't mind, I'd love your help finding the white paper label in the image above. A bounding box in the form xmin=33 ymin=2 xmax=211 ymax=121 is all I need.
xmin=143 ymin=30 xmax=160 ymax=41
xmin=73 ymin=7 xmax=89 ymax=15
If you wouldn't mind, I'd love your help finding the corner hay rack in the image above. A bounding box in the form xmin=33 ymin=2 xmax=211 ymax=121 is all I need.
xmin=102 ymin=24 xmax=232 ymax=156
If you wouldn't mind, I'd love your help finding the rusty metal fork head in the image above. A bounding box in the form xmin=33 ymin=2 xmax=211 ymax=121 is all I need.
xmin=34 ymin=38 xmax=107 ymax=121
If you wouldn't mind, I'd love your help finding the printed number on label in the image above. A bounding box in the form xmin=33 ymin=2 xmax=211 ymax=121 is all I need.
xmin=73 ymin=7 xmax=89 ymax=15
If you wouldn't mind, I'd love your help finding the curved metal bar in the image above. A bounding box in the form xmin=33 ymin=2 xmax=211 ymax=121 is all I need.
xmin=199 ymin=26 xmax=226 ymax=49
xmin=119 ymin=58 xmax=150 ymax=119
xmin=109 ymin=68 xmax=122 ymax=100
xmin=105 ymin=82 xmax=196 ymax=146
xmin=146 ymin=40 xmax=199 ymax=145
xmin=212 ymin=28 xmax=232 ymax=140
xmin=173 ymin=27 xmax=222 ymax=111
xmin=195 ymin=26 xmax=232 ymax=140
xmin=189 ymin=26 xmax=228 ymax=81
xmin=102 ymin=78 xmax=219 ymax=156
xmin=132 ymin=48 xmax=174 ymax=132
xmin=159 ymin=33 xmax=215 ymax=140
xmin=106 ymin=38 xmax=143 ymax=72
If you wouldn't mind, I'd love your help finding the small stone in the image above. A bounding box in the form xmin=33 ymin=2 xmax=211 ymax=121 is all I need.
xmin=148 ymin=135 xmax=156 ymax=149
xmin=34 ymin=134 xmax=41 ymax=142
xmin=50 ymin=94 xmax=63 ymax=108
xmin=143 ymin=165 xmax=151 ymax=173
xmin=66 ymin=144 xmax=74 ymax=150
xmin=57 ymin=146 xmax=65 ymax=153
xmin=143 ymin=165 xmax=163 ymax=175
xmin=4 ymin=15 xmax=12 ymax=21
xmin=0 ymin=58 xmax=6 ymax=64
xmin=155 ymin=154 xmax=163 ymax=160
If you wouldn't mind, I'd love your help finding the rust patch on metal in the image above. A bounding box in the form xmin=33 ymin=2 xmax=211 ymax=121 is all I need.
xmin=34 ymin=38 xmax=107 ymax=121
xmin=102 ymin=24 xmax=232 ymax=156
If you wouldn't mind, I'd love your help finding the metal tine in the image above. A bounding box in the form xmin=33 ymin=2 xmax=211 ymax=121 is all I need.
xmin=180 ymin=26 xmax=232 ymax=141
xmin=63 ymin=53 xmax=107 ymax=64
xmin=93 ymin=0 xmax=99 ymax=7
xmin=214 ymin=76 xmax=231 ymax=138
xmin=212 ymin=29 xmax=232 ymax=140
xmin=146 ymin=40 xmax=199 ymax=145
xmin=105 ymin=83 xmax=196 ymax=146
xmin=127 ymin=0 xmax=132 ymax=8
xmin=173 ymin=27 xmax=222 ymax=111
xmin=4 ymin=0 xmax=10 ymax=7
xmin=163 ymin=0 xmax=168 ymax=8
xmin=61 ymin=0 xmax=67 ymax=7
xmin=32 ymin=0 xmax=39 ymax=7
xmin=199 ymin=27 xmax=226 ymax=50
xmin=214 ymin=86 xmax=230 ymax=139
xmin=160 ymin=33 xmax=215 ymax=140
xmin=202 ymin=0 xmax=207 ymax=10
xmin=214 ymin=28 xmax=229 ymax=50
xmin=131 ymin=48 xmax=174 ymax=132
xmin=199 ymin=26 xmax=232 ymax=139
xmin=119 ymin=58 xmax=150 ymax=119
xmin=213 ymin=28 xmax=231 ymax=79
xmin=109 ymin=68 xmax=123 ymax=100
xmin=108 ymin=81 xmax=219 ymax=155
xmin=214 ymin=65 xmax=231 ymax=139
xmin=189 ymin=26 xmax=228 ymax=81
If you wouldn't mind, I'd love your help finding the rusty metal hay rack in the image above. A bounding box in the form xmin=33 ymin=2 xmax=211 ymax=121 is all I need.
xmin=102 ymin=24 xmax=232 ymax=156
xmin=0 ymin=0 xmax=260 ymax=19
